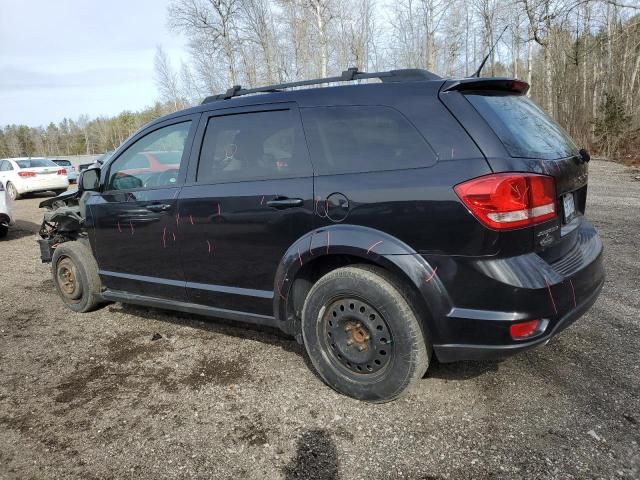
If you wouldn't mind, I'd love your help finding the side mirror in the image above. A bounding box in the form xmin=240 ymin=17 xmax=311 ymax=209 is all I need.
xmin=79 ymin=167 xmax=101 ymax=192
xmin=579 ymin=148 xmax=591 ymax=163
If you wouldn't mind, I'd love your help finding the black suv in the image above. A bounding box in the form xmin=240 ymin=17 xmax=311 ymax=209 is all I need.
xmin=40 ymin=68 xmax=604 ymax=402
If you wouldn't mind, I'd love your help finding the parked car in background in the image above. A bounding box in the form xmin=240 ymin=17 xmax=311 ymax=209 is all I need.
xmin=0 ymin=158 xmax=69 ymax=200
xmin=79 ymin=151 xmax=113 ymax=172
xmin=50 ymin=159 xmax=78 ymax=183
xmin=0 ymin=181 xmax=14 ymax=238
xmin=39 ymin=68 xmax=604 ymax=402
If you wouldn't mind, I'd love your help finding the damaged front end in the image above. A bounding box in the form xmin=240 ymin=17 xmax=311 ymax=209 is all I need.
xmin=38 ymin=189 xmax=85 ymax=263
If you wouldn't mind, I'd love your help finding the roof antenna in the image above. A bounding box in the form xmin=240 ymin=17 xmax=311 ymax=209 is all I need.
xmin=471 ymin=26 xmax=508 ymax=78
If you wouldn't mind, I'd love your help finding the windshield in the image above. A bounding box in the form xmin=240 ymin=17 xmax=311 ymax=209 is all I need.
xmin=465 ymin=93 xmax=579 ymax=160
xmin=16 ymin=159 xmax=58 ymax=168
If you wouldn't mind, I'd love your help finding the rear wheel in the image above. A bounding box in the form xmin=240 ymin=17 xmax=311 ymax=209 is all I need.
xmin=6 ymin=182 xmax=19 ymax=200
xmin=51 ymin=241 xmax=104 ymax=312
xmin=301 ymin=265 xmax=429 ymax=402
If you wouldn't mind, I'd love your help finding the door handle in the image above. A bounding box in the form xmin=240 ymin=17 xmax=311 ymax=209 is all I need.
xmin=265 ymin=198 xmax=304 ymax=209
xmin=146 ymin=203 xmax=171 ymax=212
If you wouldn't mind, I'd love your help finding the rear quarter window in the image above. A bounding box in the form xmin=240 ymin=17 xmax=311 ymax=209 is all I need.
xmin=465 ymin=93 xmax=578 ymax=160
xmin=300 ymin=106 xmax=436 ymax=175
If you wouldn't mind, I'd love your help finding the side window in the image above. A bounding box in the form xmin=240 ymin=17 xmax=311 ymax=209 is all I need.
xmin=301 ymin=106 xmax=435 ymax=175
xmin=1 ymin=161 xmax=13 ymax=171
xmin=107 ymin=121 xmax=191 ymax=191
xmin=197 ymin=109 xmax=311 ymax=184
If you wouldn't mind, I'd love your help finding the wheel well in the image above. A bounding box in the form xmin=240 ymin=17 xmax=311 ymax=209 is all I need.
xmin=287 ymin=254 xmax=433 ymax=339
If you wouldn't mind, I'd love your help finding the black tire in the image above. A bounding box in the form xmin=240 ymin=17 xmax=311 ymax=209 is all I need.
xmin=6 ymin=182 xmax=20 ymax=200
xmin=0 ymin=225 xmax=7 ymax=238
xmin=301 ymin=265 xmax=429 ymax=402
xmin=51 ymin=241 xmax=104 ymax=312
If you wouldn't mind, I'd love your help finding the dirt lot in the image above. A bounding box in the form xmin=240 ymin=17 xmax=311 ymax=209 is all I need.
xmin=1 ymin=160 xmax=638 ymax=480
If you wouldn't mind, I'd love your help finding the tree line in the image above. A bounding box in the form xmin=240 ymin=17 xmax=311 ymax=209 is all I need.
xmin=2 ymin=0 xmax=638 ymax=162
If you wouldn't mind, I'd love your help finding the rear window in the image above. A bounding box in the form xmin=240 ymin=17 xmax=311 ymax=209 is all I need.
xmin=16 ymin=159 xmax=57 ymax=168
xmin=465 ymin=94 xmax=578 ymax=160
xmin=53 ymin=160 xmax=71 ymax=166
xmin=301 ymin=106 xmax=435 ymax=175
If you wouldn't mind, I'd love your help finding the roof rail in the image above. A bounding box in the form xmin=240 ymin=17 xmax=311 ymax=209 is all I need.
xmin=201 ymin=67 xmax=441 ymax=104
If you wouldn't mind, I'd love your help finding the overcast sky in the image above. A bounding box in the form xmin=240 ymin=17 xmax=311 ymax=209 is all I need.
xmin=0 ymin=0 xmax=188 ymax=127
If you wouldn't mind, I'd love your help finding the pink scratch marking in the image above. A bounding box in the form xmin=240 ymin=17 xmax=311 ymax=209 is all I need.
xmin=206 ymin=240 xmax=212 ymax=254
xmin=260 ymin=196 xmax=265 ymax=205
xmin=424 ymin=266 xmax=439 ymax=283
xmin=172 ymin=231 xmax=176 ymax=242
xmin=216 ymin=203 xmax=221 ymax=217
xmin=309 ymin=231 xmax=315 ymax=256
xmin=569 ymin=279 xmax=577 ymax=308
xmin=451 ymin=146 xmax=455 ymax=160
xmin=189 ymin=214 xmax=194 ymax=225
xmin=278 ymin=279 xmax=288 ymax=301
xmin=117 ymin=221 xmax=122 ymax=233
xmin=297 ymin=247 xmax=303 ymax=266
xmin=544 ymin=277 xmax=558 ymax=315
xmin=129 ymin=221 xmax=134 ymax=235
xmin=326 ymin=231 xmax=331 ymax=254
xmin=366 ymin=240 xmax=384 ymax=254
xmin=162 ymin=226 xmax=167 ymax=248
xmin=176 ymin=213 xmax=180 ymax=226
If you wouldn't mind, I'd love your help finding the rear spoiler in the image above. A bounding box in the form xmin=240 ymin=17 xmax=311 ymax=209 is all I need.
xmin=442 ymin=78 xmax=529 ymax=95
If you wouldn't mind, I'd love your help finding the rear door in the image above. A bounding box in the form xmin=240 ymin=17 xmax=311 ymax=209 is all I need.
xmin=179 ymin=103 xmax=314 ymax=315
xmin=87 ymin=115 xmax=198 ymax=300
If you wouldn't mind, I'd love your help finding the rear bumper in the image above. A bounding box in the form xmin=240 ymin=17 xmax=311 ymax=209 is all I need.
xmin=17 ymin=177 xmax=69 ymax=194
xmin=428 ymin=218 xmax=605 ymax=362
xmin=433 ymin=274 xmax=604 ymax=362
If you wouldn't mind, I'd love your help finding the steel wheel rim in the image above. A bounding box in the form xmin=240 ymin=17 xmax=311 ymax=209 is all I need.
xmin=321 ymin=297 xmax=393 ymax=375
xmin=56 ymin=256 xmax=82 ymax=301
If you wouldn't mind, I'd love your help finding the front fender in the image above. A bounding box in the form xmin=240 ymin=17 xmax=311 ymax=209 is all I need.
xmin=273 ymin=224 xmax=451 ymax=336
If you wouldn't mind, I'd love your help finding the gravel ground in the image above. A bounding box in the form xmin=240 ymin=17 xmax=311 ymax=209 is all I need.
xmin=0 ymin=160 xmax=638 ymax=480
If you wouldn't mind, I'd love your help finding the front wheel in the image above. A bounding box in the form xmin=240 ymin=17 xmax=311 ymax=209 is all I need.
xmin=51 ymin=241 xmax=104 ymax=312
xmin=301 ymin=265 xmax=429 ymax=402
xmin=6 ymin=182 xmax=19 ymax=200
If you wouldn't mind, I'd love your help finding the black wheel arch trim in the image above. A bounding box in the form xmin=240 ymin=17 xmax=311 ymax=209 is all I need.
xmin=273 ymin=224 xmax=452 ymax=336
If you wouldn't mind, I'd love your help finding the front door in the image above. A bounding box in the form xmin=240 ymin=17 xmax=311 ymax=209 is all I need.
xmin=179 ymin=104 xmax=314 ymax=315
xmin=87 ymin=116 xmax=198 ymax=300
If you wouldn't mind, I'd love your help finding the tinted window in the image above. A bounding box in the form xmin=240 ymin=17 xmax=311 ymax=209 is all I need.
xmin=53 ymin=160 xmax=71 ymax=166
xmin=301 ymin=106 xmax=434 ymax=175
xmin=107 ymin=121 xmax=191 ymax=191
xmin=465 ymin=93 xmax=579 ymax=160
xmin=0 ymin=161 xmax=10 ymax=171
xmin=197 ymin=109 xmax=311 ymax=184
xmin=16 ymin=159 xmax=57 ymax=168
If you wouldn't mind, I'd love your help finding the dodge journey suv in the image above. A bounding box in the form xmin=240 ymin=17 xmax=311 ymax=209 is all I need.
xmin=39 ymin=68 xmax=604 ymax=402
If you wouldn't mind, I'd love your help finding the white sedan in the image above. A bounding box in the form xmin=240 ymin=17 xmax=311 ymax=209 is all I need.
xmin=0 ymin=157 xmax=69 ymax=200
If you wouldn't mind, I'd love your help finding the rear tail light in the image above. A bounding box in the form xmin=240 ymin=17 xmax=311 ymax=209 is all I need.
xmin=57 ymin=169 xmax=66 ymax=175
xmin=510 ymin=319 xmax=547 ymax=340
xmin=454 ymin=173 xmax=557 ymax=230
xmin=18 ymin=171 xmax=36 ymax=178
